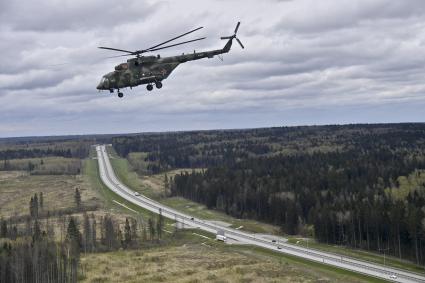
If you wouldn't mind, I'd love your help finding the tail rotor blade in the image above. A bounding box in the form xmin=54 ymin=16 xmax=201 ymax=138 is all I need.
xmin=236 ymin=38 xmax=245 ymax=49
xmin=234 ymin=22 xmax=241 ymax=34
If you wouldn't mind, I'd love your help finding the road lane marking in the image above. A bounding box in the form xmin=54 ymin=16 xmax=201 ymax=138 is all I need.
xmin=113 ymin=200 xmax=138 ymax=213
xmin=192 ymin=233 xmax=211 ymax=240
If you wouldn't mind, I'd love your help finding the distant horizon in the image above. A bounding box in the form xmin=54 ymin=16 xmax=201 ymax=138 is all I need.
xmin=1 ymin=121 xmax=424 ymax=140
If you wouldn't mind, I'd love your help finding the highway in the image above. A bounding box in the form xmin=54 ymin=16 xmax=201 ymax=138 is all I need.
xmin=96 ymin=144 xmax=425 ymax=283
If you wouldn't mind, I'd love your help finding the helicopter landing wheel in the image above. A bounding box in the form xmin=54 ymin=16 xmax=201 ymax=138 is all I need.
xmin=118 ymin=92 xmax=124 ymax=98
xmin=146 ymin=84 xmax=153 ymax=91
xmin=155 ymin=81 xmax=163 ymax=89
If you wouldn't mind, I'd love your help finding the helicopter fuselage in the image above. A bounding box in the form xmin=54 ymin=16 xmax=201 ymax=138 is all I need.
xmin=96 ymin=39 xmax=233 ymax=93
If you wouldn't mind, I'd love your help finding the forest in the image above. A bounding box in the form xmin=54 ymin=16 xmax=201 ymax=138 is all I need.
xmin=0 ymin=191 xmax=165 ymax=283
xmin=112 ymin=123 xmax=425 ymax=264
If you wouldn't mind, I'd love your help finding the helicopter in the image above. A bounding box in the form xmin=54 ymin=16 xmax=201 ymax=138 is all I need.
xmin=96 ymin=22 xmax=244 ymax=98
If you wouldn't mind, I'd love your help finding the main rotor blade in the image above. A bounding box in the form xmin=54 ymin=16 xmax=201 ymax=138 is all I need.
xmin=98 ymin=46 xmax=134 ymax=54
xmin=221 ymin=36 xmax=233 ymax=40
xmin=143 ymin=26 xmax=204 ymax=52
xmin=147 ymin=37 xmax=206 ymax=52
xmin=236 ymin=38 xmax=245 ymax=49
xmin=105 ymin=54 xmax=133 ymax=59
xmin=234 ymin=22 xmax=240 ymax=34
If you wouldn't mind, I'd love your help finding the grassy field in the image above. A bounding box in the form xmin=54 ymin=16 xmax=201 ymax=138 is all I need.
xmin=83 ymin=157 xmax=169 ymax=222
xmin=0 ymin=170 xmax=98 ymax=218
xmin=81 ymin=229 xmax=381 ymax=283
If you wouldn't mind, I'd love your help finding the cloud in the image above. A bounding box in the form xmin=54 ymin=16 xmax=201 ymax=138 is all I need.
xmin=0 ymin=0 xmax=159 ymax=32
xmin=0 ymin=0 xmax=425 ymax=137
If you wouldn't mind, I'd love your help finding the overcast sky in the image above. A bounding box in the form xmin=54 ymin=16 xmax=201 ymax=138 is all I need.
xmin=1 ymin=0 xmax=425 ymax=137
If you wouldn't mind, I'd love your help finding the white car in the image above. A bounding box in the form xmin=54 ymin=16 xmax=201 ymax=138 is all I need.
xmin=389 ymin=274 xmax=397 ymax=279
xmin=134 ymin=192 xmax=140 ymax=197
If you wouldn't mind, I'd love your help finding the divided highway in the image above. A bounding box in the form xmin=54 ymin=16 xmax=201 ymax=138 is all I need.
xmin=96 ymin=145 xmax=425 ymax=283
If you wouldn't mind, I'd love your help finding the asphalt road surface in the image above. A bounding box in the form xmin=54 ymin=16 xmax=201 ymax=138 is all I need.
xmin=96 ymin=144 xmax=425 ymax=283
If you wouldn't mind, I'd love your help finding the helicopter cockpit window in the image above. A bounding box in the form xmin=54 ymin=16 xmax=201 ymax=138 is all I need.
xmin=114 ymin=63 xmax=128 ymax=71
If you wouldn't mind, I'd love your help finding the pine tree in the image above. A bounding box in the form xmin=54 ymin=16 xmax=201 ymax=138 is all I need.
xmin=0 ymin=218 xmax=7 ymax=238
xmin=157 ymin=210 xmax=164 ymax=240
xmin=83 ymin=213 xmax=91 ymax=253
xmin=164 ymin=174 xmax=169 ymax=196
xmin=33 ymin=193 xmax=39 ymax=218
xmin=39 ymin=192 xmax=43 ymax=210
xmin=130 ymin=218 xmax=138 ymax=243
xmin=74 ymin=187 xmax=81 ymax=208
xmin=124 ymin=218 xmax=132 ymax=248
xmin=148 ymin=218 xmax=155 ymax=241
xmin=91 ymin=214 xmax=97 ymax=251
xmin=32 ymin=220 xmax=41 ymax=243
xmin=67 ymin=217 xmax=81 ymax=245
xmin=29 ymin=197 xmax=34 ymax=217
xmin=142 ymin=222 xmax=147 ymax=242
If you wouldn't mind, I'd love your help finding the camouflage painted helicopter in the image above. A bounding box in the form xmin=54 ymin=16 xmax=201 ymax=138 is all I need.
xmin=96 ymin=22 xmax=244 ymax=98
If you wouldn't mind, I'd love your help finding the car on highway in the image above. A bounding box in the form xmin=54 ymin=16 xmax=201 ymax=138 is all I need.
xmin=134 ymin=192 xmax=140 ymax=196
xmin=389 ymin=274 xmax=397 ymax=279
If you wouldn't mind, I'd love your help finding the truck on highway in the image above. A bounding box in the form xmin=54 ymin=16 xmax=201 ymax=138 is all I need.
xmin=216 ymin=234 xmax=226 ymax=242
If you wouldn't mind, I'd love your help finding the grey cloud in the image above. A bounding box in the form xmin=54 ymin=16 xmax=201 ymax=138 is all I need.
xmin=1 ymin=0 xmax=425 ymax=137
xmin=1 ymin=0 xmax=159 ymax=32
xmin=276 ymin=0 xmax=425 ymax=33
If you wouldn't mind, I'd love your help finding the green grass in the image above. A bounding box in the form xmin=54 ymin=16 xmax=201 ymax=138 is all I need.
xmin=83 ymin=158 xmax=162 ymax=222
xmin=162 ymin=197 xmax=280 ymax=234
xmin=81 ymin=229 xmax=378 ymax=283
xmin=109 ymin=158 xmax=161 ymax=200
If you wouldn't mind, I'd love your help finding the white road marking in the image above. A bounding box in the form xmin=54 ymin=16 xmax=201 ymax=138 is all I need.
xmin=112 ymin=200 xmax=138 ymax=213
xmin=192 ymin=232 xmax=211 ymax=240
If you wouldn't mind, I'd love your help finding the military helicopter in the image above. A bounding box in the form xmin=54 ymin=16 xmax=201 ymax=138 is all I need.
xmin=96 ymin=22 xmax=244 ymax=98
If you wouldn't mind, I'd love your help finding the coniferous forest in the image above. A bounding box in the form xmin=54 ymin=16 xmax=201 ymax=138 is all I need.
xmin=113 ymin=124 xmax=425 ymax=264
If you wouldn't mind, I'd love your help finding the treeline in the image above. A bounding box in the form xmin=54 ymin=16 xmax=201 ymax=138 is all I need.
xmin=0 ymin=192 xmax=166 ymax=283
xmin=0 ymin=147 xmax=87 ymax=160
xmin=172 ymin=147 xmax=425 ymax=263
xmin=113 ymin=124 xmax=425 ymax=263
xmin=1 ymin=158 xmax=82 ymax=175
xmin=112 ymin=124 xmax=425 ymax=174
xmin=0 ymin=193 xmax=82 ymax=283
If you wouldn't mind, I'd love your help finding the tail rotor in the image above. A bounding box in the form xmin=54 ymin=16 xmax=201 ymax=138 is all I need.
xmin=221 ymin=21 xmax=244 ymax=49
